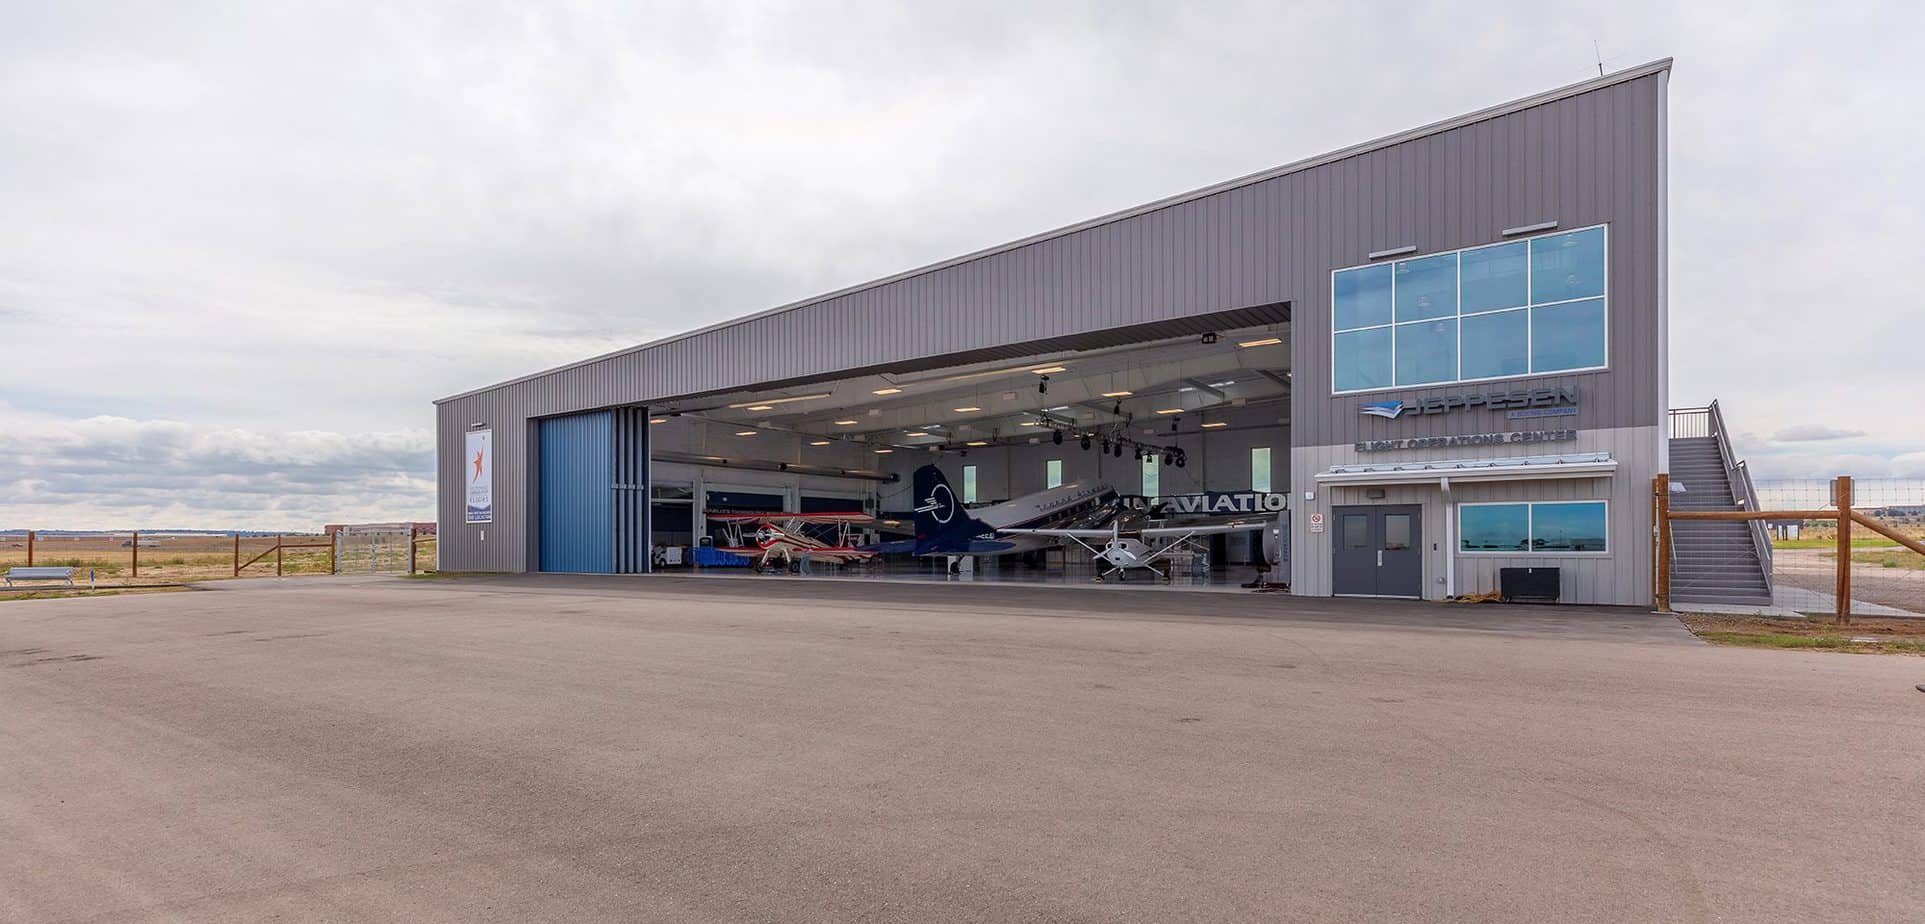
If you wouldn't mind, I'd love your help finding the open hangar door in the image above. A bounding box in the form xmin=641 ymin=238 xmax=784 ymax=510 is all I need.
xmin=536 ymin=407 xmax=650 ymax=574
xmin=637 ymin=308 xmax=1292 ymax=589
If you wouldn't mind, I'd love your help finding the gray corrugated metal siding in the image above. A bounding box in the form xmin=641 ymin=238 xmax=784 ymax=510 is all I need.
xmin=438 ymin=62 xmax=1671 ymax=574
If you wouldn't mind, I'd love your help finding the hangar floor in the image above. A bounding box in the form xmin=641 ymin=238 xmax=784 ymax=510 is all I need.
xmin=650 ymin=558 xmax=1281 ymax=592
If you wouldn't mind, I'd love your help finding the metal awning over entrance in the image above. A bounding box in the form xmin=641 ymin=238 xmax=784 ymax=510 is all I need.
xmin=1315 ymin=452 xmax=1616 ymax=486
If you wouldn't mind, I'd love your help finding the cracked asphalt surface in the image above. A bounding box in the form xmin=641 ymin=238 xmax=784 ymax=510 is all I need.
xmin=3 ymin=574 xmax=1922 ymax=922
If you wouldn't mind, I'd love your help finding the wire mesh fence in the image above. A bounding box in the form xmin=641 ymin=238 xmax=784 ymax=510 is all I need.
xmin=333 ymin=526 xmax=418 ymax=573
xmin=0 ymin=532 xmax=335 ymax=586
xmin=1756 ymin=479 xmax=1925 ymax=618
xmin=2 ymin=527 xmax=437 ymax=590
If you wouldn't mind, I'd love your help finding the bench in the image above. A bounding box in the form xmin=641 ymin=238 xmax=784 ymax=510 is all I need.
xmin=5 ymin=566 xmax=75 ymax=587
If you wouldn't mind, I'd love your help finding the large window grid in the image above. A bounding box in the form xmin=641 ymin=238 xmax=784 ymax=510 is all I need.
xmin=1332 ymin=225 xmax=1608 ymax=394
xmin=1458 ymin=500 xmax=1609 ymax=554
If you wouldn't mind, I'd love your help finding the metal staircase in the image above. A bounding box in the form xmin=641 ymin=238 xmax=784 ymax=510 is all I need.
xmin=1667 ymin=402 xmax=1773 ymax=606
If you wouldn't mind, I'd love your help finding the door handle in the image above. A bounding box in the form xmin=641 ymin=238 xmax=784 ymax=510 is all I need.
xmin=1377 ymin=550 xmax=1383 ymax=567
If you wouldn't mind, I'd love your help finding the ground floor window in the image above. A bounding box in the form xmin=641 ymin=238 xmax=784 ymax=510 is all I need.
xmin=1046 ymin=459 xmax=1063 ymax=489
xmin=1459 ymin=500 xmax=1607 ymax=553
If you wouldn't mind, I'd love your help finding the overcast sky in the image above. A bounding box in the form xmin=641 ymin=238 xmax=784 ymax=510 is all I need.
xmin=2 ymin=1 xmax=1920 ymax=530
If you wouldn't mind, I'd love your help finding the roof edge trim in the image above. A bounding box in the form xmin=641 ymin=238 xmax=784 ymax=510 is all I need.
xmin=437 ymin=58 xmax=1671 ymax=406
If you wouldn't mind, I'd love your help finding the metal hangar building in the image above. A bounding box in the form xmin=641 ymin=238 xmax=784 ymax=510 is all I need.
xmin=434 ymin=59 xmax=1672 ymax=605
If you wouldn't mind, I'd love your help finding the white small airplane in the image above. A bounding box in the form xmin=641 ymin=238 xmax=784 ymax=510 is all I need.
xmin=998 ymin=517 xmax=1272 ymax=582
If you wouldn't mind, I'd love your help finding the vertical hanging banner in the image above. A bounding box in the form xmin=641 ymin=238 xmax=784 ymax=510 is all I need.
xmin=465 ymin=429 xmax=493 ymax=524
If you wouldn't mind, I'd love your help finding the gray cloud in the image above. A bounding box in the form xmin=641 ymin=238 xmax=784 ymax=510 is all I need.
xmin=0 ymin=403 xmax=431 ymax=530
xmin=1772 ymin=424 xmax=1867 ymax=443
xmin=1 ymin=1 xmax=1922 ymax=528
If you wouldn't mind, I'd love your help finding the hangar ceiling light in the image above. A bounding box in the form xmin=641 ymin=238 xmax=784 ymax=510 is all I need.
xmin=1154 ymin=408 xmax=1183 ymax=415
xmin=1018 ymin=421 xmax=1042 ymax=427
xmin=1030 ymin=365 xmax=1068 ymax=374
xmin=874 ymin=448 xmax=894 ymax=454
xmin=725 ymin=392 xmax=831 ymax=409
xmin=734 ymin=430 xmax=757 ymax=437
xmin=965 ymin=440 xmax=989 ymax=447
xmin=906 ymin=431 xmax=930 ymax=437
xmin=953 ymin=406 xmax=982 ymax=412
xmin=1237 ymin=336 xmax=1283 ymax=348
xmin=872 ymin=387 xmax=903 ymax=396
xmin=833 ymin=419 xmax=859 ymax=426
xmin=648 ymin=417 xmax=667 ymax=424
xmin=1101 ymin=390 xmax=1132 ymax=398
xmin=809 ymin=439 xmax=831 ymax=446
xmin=1201 ymin=422 xmax=1228 ymax=429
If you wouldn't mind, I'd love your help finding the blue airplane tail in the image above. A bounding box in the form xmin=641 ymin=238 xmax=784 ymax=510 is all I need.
xmin=911 ymin=465 xmax=1003 ymax=556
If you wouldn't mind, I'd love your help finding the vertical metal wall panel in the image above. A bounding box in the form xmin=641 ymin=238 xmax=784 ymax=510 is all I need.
xmin=434 ymin=63 xmax=1670 ymax=574
xmin=611 ymin=407 xmax=650 ymax=574
xmin=538 ymin=411 xmax=613 ymax=574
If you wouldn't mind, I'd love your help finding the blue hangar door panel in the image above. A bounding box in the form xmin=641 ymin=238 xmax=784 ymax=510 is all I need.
xmin=539 ymin=410 xmax=614 ymax=573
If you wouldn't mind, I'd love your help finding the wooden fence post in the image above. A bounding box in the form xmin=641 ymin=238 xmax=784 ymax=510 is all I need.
xmin=233 ymin=534 xmax=240 ymax=577
xmin=1653 ymin=474 xmax=1671 ymax=612
xmin=1834 ymin=475 xmax=1852 ymax=626
xmin=409 ymin=527 xmax=418 ymax=575
xmin=25 ymin=530 xmax=33 ymax=567
xmin=276 ymin=535 xmax=284 ymax=577
xmin=131 ymin=530 xmax=139 ymax=578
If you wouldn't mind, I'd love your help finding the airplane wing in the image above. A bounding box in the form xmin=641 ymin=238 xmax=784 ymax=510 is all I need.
xmin=708 ymin=508 xmax=873 ymax=523
xmin=1137 ymin=518 xmax=1272 ymax=539
xmin=995 ymin=527 xmax=1116 ymax=539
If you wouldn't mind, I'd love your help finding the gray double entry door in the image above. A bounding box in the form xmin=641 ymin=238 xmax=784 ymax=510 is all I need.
xmin=1331 ymin=504 xmax=1423 ymax=598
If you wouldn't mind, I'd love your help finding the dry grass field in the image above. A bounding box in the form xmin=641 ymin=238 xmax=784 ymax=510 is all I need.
xmin=1 ymin=534 xmax=435 ymax=588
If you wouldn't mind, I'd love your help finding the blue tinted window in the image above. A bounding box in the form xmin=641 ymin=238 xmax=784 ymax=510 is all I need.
xmin=1532 ymin=298 xmax=1605 ymax=371
xmin=1333 ymin=265 xmax=1392 ymax=331
xmin=1460 ymin=241 xmax=1528 ymax=312
xmin=1530 ymin=228 xmax=1605 ymax=303
xmin=1532 ymin=502 xmax=1607 ymax=552
xmin=1394 ymin=319 xmax=1456 ymax=386
xmin=1393 ymin=253 xmax=1456 ymax=321
xmin=1334 ymin=327 xmax=1392 ymax=391
xmin=1461 ymin=504 xmax=1529 ymax=552
xmin=1331 ymin=226 xmax=1607 ymax=393
xmin=1393 ymin=254 xmax=1447 ymax=323
xmin=1460 ymin=309 xmax=1528 ymax=380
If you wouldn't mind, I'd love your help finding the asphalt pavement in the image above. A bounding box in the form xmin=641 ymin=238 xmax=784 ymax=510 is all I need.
xmin=2 ymin=575 xmax=1921 ymax=922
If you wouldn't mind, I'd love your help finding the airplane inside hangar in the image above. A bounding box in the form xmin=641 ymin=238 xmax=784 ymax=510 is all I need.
xmin=636 ymin=319 xmax=1293 ymax=589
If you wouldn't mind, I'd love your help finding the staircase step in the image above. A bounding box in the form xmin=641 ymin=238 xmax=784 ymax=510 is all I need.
xmin=1674 ymin=580 xmax=1772 ymax=593
xmin=1672 ymin=593 xmax=1776 ymax=607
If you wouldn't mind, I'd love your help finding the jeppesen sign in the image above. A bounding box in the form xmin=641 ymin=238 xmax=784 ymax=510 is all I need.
xmin=1359 ymin=385 xmax=1579 ymax=420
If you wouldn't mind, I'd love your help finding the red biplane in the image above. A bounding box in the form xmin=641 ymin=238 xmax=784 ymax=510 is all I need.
xmin=707 ymin=512 xmax=877 ymax=571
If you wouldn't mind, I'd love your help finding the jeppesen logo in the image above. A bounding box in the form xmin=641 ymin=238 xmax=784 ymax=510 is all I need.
xmin=1360 ymin=401 xmax=1407 ymax=419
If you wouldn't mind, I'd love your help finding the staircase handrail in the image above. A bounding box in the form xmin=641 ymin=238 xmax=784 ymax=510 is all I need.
xmin=1667 ymin=406 xmax=1711 ymax=440
xmin=1706 ymin=400 xmax=1774 ymax=588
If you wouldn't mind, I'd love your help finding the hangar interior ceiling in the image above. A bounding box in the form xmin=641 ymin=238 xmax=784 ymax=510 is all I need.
xmin=645 ymin=321 xmax=1292 ymax=468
